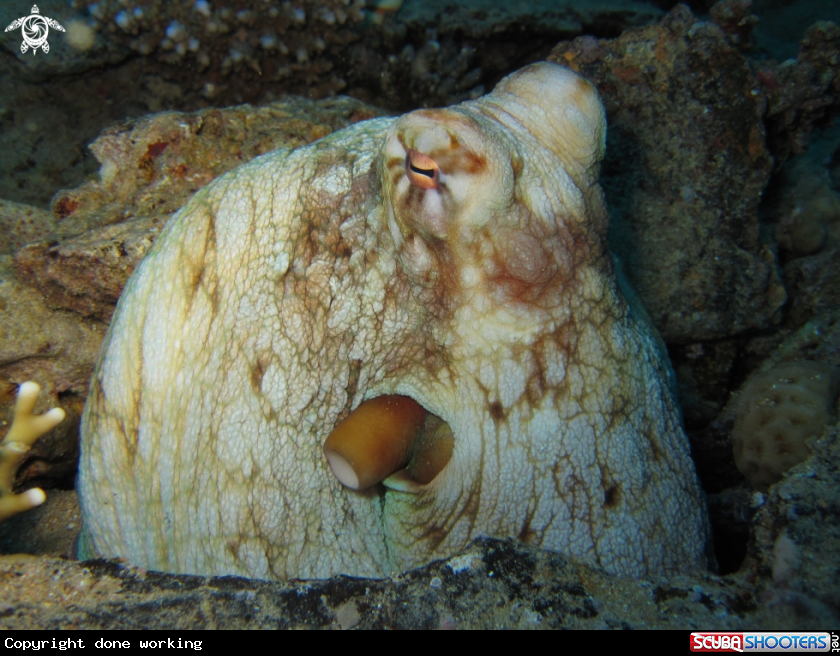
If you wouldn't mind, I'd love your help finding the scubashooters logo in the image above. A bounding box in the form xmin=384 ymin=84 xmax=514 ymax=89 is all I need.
xmin=690 ymin=632 xmax=833 ymax=653
xmin=4 ymin=4 xmax=64 ymax=54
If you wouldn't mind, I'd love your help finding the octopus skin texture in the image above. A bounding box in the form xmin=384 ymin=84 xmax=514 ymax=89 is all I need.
xmin=78 ymin=62 xmax=710 ymax=580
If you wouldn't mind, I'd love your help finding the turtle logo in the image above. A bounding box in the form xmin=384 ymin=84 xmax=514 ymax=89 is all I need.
xmin=5 ymin=5 xmax=64 ymax=55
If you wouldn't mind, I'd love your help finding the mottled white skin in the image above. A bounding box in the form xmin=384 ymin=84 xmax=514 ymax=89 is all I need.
xmin=78 ymin=63 xmax=710 ymax=580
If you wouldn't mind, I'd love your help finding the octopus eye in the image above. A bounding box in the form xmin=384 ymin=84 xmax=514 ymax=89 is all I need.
xmin=406 ymin=149 xmax=439 ymax=190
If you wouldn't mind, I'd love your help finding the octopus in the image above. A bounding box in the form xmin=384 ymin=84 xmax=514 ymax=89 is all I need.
xmin=77 ymin=63 xmax=710 ymax=580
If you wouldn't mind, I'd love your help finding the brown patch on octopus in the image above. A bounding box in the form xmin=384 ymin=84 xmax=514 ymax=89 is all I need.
xmin=603 ymin=484 xmax=620 ymax=509
xmin=518 ymin=513 xmax=539 ymax=544
xmin=391 ymin=231 xmax=462 ymax=321
xmin=439 ymin=146 xmax=487 ymax=177
xmin=226 ymin=538 xmax=241 ymax=561
xmin=482 ymin=231 xmax=559 ymax=308
xmin=94 ymin=373 xmax=140 ymax=464
xmin=600 ymin=466 xmax=621 ymax=510
xmin=417 ymin=480 xmax=482 ymax=553
xmin=334 ymin=359 xmax=363 ymax=425
xmin=641 ymin=423 xmax=665 ymax=464
xmin=488 ymin=400 xmax=505 ymax=423
xmin=249 ymin=352 xmax=274 ymax=394
xmin=180 ymin=207 xmax=219 ymax=320
xmin=523 ymin=336 xmax=551 ymax=407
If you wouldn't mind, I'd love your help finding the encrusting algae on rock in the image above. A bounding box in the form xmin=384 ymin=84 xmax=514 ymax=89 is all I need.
xmin=78 ymin=62 xmax=711 ymax=580
xmin=730 ymin=361 xmax=840 ymax=492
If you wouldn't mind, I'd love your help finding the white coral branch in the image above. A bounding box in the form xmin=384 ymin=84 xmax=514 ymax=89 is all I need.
xmin=0 ymin=382 xmax=65 ymax=523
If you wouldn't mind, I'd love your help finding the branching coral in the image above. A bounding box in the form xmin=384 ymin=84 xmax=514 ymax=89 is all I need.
xmin=0 ymin=382 xmax=65 ymax=523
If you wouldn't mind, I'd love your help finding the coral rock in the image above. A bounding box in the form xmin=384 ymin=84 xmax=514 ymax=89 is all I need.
xmin=549 ymin=5 xmax=786 ymax=342
xmin=731 ymin=361 xmax=840 ymax=491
